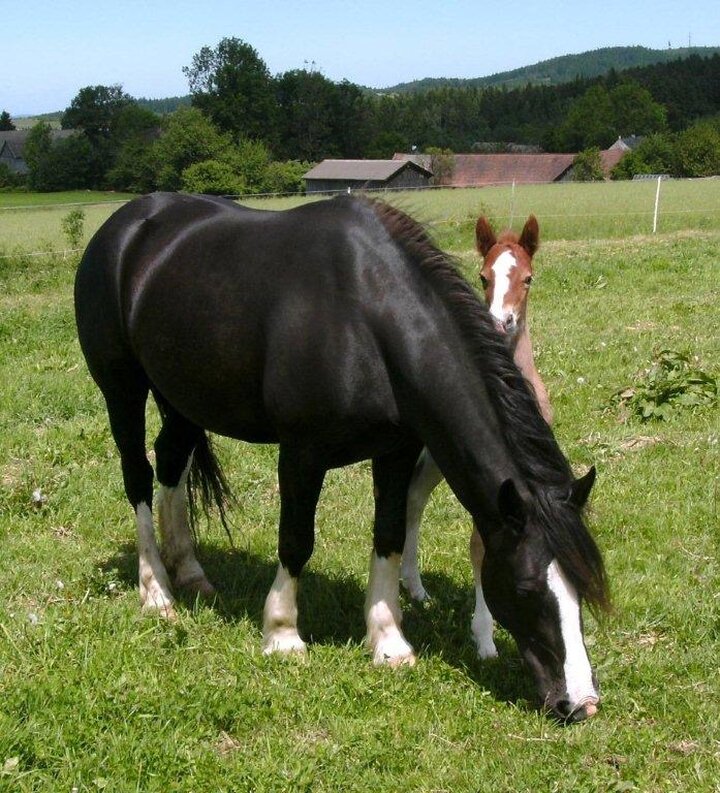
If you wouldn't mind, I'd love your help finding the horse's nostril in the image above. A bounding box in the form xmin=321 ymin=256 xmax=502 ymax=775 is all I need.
xmin=504 ymin=316 xmax=516 ymax=329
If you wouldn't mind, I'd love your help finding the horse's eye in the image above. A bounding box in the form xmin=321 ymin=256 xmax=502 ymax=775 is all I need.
xmin=480 ymin=275 xmax=489 ymax=288
xmin=524 ymin=275 xmax=533 ymax=286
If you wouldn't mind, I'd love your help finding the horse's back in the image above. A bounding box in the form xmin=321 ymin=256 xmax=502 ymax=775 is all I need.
xmin=74 ymin=193 xmax=405 ymax=450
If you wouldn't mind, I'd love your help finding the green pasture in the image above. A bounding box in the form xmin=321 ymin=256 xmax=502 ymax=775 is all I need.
xmin=0 ymin=189 xmax=719 ymax=790
xmin=1 ymin=179 xmax=720 ymax=254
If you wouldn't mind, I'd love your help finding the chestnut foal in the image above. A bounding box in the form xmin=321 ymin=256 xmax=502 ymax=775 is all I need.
xmin=401 ymin=214 xmax=553 ymax=657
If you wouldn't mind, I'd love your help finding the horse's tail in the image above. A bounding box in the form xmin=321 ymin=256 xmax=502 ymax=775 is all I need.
xmin=187 ymin=431 xmax=234 ymax=541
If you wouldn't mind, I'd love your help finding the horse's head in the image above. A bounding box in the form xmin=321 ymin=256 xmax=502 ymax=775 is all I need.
xmin=476 ymin=215 xmax=539 ymax=341
xmin=480 ymin=467 xmax=606 ymax=723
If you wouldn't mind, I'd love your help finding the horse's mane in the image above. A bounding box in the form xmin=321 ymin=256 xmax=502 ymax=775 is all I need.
xmin=364 ymin=197 xmax=608 ymax=611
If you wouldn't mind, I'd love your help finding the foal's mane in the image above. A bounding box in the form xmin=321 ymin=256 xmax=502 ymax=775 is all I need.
xmin=365 ymin=198 xmax=608 ymax=610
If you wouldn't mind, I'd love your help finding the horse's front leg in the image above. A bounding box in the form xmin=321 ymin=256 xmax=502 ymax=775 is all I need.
xmin=401 ymin=448 xmax=444 ymax=601
xmin=367 ymin=443 xmax=423 ymax=667
xmin=263 ymin=446 xmax=325 ymax=656
xmin=470 ymin=526 xmax=498 ymax=658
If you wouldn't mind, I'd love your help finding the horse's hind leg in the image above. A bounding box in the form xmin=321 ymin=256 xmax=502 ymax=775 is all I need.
xmin=105 ymin=379 xmax=175 ymax=617
xmin=366 ymin=443 xmax=423 ymax=667
xmin=401 ymin=448 xmax=444 ymax=601
xmin=154 ymin=407 xmax=215 ymax=600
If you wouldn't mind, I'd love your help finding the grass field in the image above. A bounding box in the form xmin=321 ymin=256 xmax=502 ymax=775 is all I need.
xmin=0 ymin=184 xmax=719 ymax=791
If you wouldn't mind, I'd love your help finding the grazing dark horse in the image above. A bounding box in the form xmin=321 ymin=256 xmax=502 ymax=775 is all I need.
xmin=75 ymin=192 xmax=608 ymax=722
xmin=402 ymin=215 xmax=554 ymax=664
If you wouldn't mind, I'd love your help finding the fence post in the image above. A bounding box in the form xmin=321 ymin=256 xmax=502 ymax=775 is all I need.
xmin=652 ymin=176 xmax=662 ymax=233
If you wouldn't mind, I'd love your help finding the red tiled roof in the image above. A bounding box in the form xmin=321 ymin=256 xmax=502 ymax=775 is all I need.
xmin=393 ymin=150 xmax=626 ymax=185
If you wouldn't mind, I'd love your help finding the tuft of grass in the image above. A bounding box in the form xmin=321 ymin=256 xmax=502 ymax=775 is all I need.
xmin=612 ymin=349 xmax=717 ymax=421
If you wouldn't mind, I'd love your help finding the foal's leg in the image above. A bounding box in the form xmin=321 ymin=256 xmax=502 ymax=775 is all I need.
xmin=401 ymin=448 xmax=444 ymax=601
xmin=106 ymin=382 xmax=175 ymax=617
xmin=367 ymin=444 xmax=423 ymax=666
xmin=154 ymin=409 xmax=215 ymax=599
xmin=469 ymin=527 xmax=498 ymax=658
xmin=263 ymin=445 xmax=325 ymax=655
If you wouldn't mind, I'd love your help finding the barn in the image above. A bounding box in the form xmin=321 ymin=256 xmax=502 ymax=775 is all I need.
xmin=304 ymin=159 xmax=433 ymax=194
xmin=393 ymin=149 xmax=629 ymax=186
xmin=0 ymin=129 xmax=77 ymax=175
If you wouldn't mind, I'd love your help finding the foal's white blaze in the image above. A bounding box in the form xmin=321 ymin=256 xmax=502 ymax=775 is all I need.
xmin=157 ymin=457 xmax=214 ymax=596
xmin=547 ymin=559 xmax=598 ymax=708
xmin=263 ymin=564 xmax=307 ymax=655
xmin=365 ymin=552 xmax=416 ymax=666
xmin=488 ymin=250 xmax=517 ymax=325
xmin=136 ymin=501 xmax=176 ymax=617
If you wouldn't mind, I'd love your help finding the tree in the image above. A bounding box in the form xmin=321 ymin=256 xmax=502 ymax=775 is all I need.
xmin=183 ymin=38 xmax=276 ymax=142
xmin=426 ymin=146 xmax=456 ymax=185
xmin=151 ymin=106 xmax=233 ymax=191
xmin=23 ymin=122 xmax=53 ymax=189
xmin=0 ymin=110 xmax=15 ymax=131
xmin=557 ymin=85 xmax=615 ymax=150
xmin=675 ymin=121 xmax=720 ymax=176
xmin=274 ymin=69 xmax=336 ymax=160
xmin=609 ymin=82 xmax=666 ymax=138
xmin=572 ymin=147 xmax=605 ymax=181
xmin=611 ymin=133 xmax=676 ymax=179
xmin=61 ymin=85 xmax=133 ymax=141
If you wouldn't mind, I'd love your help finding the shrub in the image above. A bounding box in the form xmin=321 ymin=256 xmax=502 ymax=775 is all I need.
xmin=260 ymin=160 xmax=309 ymax=194
xmin=572 ymin=147 xmax=605 ymax=181
xmin=181 ymin=159 xmax=247 ymax=196
xmin=61 ymin=208 xmax=86 ymax=249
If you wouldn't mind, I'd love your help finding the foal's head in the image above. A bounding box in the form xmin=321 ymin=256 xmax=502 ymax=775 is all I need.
xmin=476 ymin=215 xmax=539 ymax=341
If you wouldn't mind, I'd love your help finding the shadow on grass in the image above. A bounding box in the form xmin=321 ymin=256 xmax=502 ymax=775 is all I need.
xmin=101 ymin=539 xmax=536 ymax=712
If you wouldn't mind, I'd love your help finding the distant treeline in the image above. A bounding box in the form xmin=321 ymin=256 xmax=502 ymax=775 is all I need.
xmin=2 ymin=42 xmax=719 ymax=194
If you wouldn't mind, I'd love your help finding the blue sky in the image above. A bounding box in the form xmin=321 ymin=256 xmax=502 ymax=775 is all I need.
xmin=4 ymin=0 xmax=720 ymax=116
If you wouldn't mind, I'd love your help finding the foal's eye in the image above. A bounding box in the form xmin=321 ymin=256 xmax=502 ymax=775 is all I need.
xmin=524 ymin=275 xmax=533 ymax=286
xmin=480 ymin=275 xmax=489 ymax=288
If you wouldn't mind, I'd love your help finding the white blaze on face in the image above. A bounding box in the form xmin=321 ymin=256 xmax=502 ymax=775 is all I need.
xmin=489 ymin=250 xmax=517 ymax=325
xmin=546 ymin=559 xmax=598 ymax=707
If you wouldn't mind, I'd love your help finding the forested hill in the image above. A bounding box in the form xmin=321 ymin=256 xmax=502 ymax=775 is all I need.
xmin=378 ymin=46 xmax=720 ymax=93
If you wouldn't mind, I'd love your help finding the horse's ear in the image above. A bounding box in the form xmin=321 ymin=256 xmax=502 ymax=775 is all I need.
xmin=476 ymin=216 xmax=496 ymax=258
xmin=568 ymin=466 xmax=596 ymax=509
xmin=519 ymin=215 xmax=540 ymax=258
xmin=498 ymin=478 xmax=526 ymax=530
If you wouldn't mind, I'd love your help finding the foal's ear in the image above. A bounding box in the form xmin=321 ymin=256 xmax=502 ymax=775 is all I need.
xmin=476 ymin=216 xmax=497 ymax=258
xmin=567 ymin=466 xmax=596 ymax=509
xmin=498 ymin=478 xmax=526 ymax=530
xmin=519 ymin=215 xmax=540 ymax=258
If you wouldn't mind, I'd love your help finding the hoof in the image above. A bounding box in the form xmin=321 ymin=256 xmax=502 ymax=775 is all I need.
xmin=176 ymin=574 xmax=217 ymax=601
xmin=141 ymin=601 xmax=178 ymax=622
xmin=476 ymin=643 xmax=498 ymax=660
xmin=401 ymin=574 xmax=430 ymax=603
xmin=263 ymin=629 xmax=308 ymax=657
xmin=369 ymin=633 xmax=416 ymax=667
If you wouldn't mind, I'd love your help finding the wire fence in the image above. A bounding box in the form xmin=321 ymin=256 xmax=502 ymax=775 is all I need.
xmin=2 ymin=177 xmax=719 ymax=260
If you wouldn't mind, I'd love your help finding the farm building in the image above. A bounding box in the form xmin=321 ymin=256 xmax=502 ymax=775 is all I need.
xmin=393 ymin=149 xmax=627 ymax=186
xmin=304 ymin=159 xmax=432 ymax=194
xmin=0 ymin=129 xmax=76 ymax=174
